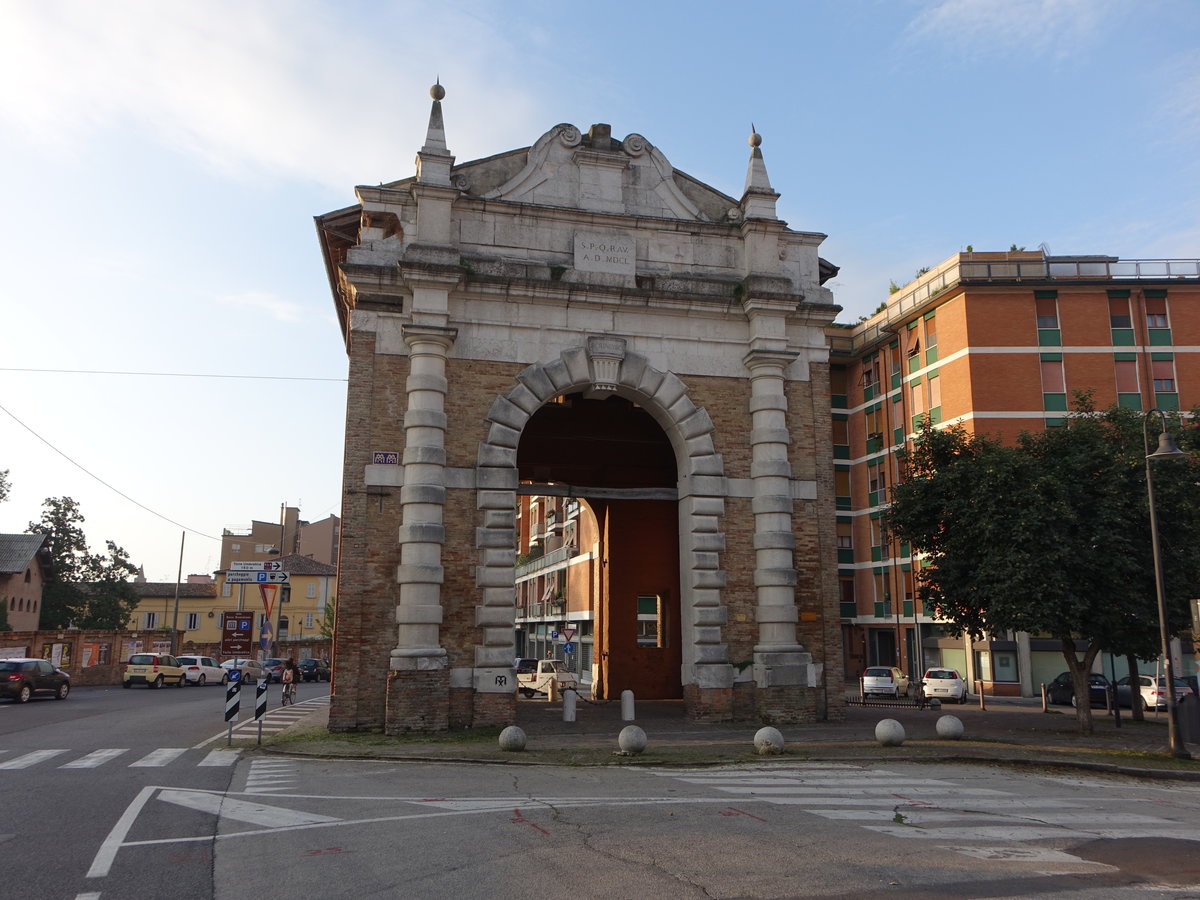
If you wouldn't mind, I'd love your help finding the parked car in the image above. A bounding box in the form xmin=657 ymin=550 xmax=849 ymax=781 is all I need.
xmin=221 ymin=658 xmax=268 ymax=685
xmin=297 ymin=658 xmax=330 ymax=682
xmin=1 ymin=658 xmax=70 ymax=703
xmin=1115 ymin=675 xmax=1196 ymax=710
xmin=1046 ymin=671 xmax=1111 ymax=708
xmin=861 ymin=666 xmax=910 ymax=698
xmin=921 ymin=668 xmax=967 ymax=703
xmin=262 ymin=658 xmax=287 ymax=683
xmin=176 ymin=655 xmax=228 ymax=686
xmin=123 ymin=653 xmax=186 ymax=689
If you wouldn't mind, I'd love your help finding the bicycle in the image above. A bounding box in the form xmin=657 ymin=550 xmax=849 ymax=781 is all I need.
xmin=281 ymin=681 xmax=297 ymax=706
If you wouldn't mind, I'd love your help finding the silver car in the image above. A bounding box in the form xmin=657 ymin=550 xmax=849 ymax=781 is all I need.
xmin=220 ymin=657 xmax=268 ymax=687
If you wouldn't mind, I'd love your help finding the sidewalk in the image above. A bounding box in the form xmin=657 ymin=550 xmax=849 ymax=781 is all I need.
xmin=261 ymin=692 xmax=1200 ymax=779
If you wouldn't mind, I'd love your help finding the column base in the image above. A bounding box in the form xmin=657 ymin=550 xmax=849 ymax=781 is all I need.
xmin=386 ymin=669 xmax=450 ymax=734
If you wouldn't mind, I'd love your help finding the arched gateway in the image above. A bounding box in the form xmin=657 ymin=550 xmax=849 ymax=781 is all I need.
xmin=316 ymin=86 xmax=845 ymax=733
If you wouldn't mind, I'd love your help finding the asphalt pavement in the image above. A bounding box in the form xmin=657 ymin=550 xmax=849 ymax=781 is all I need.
xmin=260 ymin=690 xmax=1200 ymax=778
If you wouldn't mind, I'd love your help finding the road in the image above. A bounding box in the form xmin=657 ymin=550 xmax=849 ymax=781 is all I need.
xmin=5 ymin=685 xmax=1200 ymax=899
xmin=0 ymin=676 xmax=328 ymax=899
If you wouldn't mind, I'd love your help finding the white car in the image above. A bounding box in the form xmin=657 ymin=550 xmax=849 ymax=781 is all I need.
xmin=177 ymin=655 xmax=228 ymax=686
xmin=921 ymin=667 xmax=967 ymax=703
xmin=861 ymin=666 xmax=910 ymax=698
xmin=1115 ymin=675 xmax=1195 ymax=710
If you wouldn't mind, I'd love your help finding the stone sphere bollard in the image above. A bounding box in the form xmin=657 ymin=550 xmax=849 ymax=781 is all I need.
xmin=618 ymin=725 xmax=647 ymax=755
xmin=875 ymin=718 xmax=906 ymax=747
xmin=936 ymin=715 xmax=965 ymax=740
xmin=498 ymin=725 xmax=527 ymax=752
xmin=754 ymin=726 xmax=785 ymax=755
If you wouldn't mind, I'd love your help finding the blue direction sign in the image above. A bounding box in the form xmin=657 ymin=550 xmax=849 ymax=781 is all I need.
xmin=228 ymin=669 xmax=241 ymax=683
xmin=562 ymin=642 xmax=575 ymax=654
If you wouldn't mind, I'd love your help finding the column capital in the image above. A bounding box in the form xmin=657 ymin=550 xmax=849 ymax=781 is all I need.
xmin=402 ymin=323 xmax=458 ymax=351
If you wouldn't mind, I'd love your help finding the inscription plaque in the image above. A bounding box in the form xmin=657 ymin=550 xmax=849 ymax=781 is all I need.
xmin=574 ymin=232 xmax=635 ymax=275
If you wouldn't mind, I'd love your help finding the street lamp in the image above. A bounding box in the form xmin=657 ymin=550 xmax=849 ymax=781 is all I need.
xmin=1143 ymin=408 xmax=1189 ymax=758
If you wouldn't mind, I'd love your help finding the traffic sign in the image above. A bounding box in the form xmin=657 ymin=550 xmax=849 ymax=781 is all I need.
xmin=562 ymin=642 xmax=575 ymax=654
xmin=561 ymin=626 xmax=577 ymax=643
xmin=230 ymin=561 xmax=283 ymax=572
xmin=226 ymin=571 xmax=290 ymax=584
xmin=220 ymin=611 xmax=255 ymax=657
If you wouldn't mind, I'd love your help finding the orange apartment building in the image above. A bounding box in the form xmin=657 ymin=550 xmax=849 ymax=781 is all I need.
xmin=830 ymin=250 xmax=1200 ymax=695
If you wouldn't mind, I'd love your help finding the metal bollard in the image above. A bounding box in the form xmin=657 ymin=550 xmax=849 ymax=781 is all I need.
xmin=1040 ymin=682 xmax=1048 ymax=713
xmin=976 ymin=680 xmax=986 ymax=710
xmin=563 ymin=689 xmax=576 ymax=723
xmin=621 ymin=689 xmax=635 ymax=722
xmin=548 ymin=679 xmax=559 ymax=702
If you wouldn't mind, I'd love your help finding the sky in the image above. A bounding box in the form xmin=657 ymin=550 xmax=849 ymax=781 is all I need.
xmin=1 ymin=0 xmax=1197 ymax=581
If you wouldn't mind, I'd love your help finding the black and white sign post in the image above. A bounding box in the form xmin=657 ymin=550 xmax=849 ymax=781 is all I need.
xmin=225 ymin=671 xmax=241 ymax=746
xmin=255 ymin=678 xmax=268 ymax=744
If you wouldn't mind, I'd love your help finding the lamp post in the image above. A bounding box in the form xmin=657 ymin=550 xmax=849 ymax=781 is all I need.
xmin=1143 ymin=408 xmax=1189 ymax=758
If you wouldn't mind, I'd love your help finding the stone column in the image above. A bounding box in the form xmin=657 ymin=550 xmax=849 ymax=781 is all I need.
xmin=387 ymin=320 xmax=456 ymax=733
xmin=745 ymin=348 xmax=812 ymax=721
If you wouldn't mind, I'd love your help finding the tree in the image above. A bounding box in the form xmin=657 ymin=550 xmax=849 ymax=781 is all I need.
xmin=26 ymin=497 xmax=139 ymax=629
xmin=885 ymin=399 xmax=1200 ymax=734
xmin=319 ymin=595 xmax=337 ymax=641
xmin=0 ymin=469 xmax=10 ymax=504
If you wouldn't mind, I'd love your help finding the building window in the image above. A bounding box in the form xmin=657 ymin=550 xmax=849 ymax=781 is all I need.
xmin=185 ymin=613 xmax=200 ymax=630
xmin=305 ymin=613 xmax=315 ymax=629
xmin=1152 ymin=359 xmax=1175 ymax=391
xmin=1109 ymin=297 xmax=1132 ymax=328
xmin=1040 ymin=359 xmax=1065 ymax=393
xmin=222 ymin=581 xmax=232 ymax=597
xmin=1115 ymin=359 xmax=1139 ymax=393
xmin=1146 ymin=298 xmax=1168 ymax=329
xmin=142 ymin=612 xmax=158 ymax=629
xmin=231 ymin=543 xmax=241 ymax=551
xmin=836 ymin=521 xmax=853 ymax=549
xmin=636 ymin=595 xmax=664 ymax=648
xmin=307 ymin=583 xmax=317 ymax=599
xmin=1035 ymin=297 xmax=1058 ymax=329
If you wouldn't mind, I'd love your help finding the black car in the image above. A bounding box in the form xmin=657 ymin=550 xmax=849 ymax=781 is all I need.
xmin=1 ymin=658 xmax=71 ymax=703
xmin=297 ymin=658 xmax=330 ymax=682
xmin=1047 ymin=671 xmax=1111 ymax=708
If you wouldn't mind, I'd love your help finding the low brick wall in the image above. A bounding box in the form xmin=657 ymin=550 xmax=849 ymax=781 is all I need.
xmin=0 ymin=630 xmax=333 ymax=687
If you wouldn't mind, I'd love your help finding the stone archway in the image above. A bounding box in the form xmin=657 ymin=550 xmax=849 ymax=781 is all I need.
xmin=317 ymin=96 xmax=844 ymax=735
xmin=473 ymin=339 xmax=732 ymax=710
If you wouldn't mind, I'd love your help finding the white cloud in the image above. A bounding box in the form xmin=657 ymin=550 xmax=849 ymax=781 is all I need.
xmin=903 ymin=0 xmax=1119 ymax=59
xmin=0 ymin=0 xmax=546 ymax=189
xmin=217 ymin=290 xmax=304 ymax=322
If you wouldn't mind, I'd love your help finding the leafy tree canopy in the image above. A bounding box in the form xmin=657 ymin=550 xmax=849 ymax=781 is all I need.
xmin=26 ymin=497 xmax=139 ymax=630
xmin=886 ymin=397 xmax=1200 ymax=732
xmin=0 ymin=469 xmax=10 ymax=504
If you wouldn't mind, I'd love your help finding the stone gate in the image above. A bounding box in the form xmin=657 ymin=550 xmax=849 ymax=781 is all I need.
xmin=315 ymin=85 xmax=845 ymax=733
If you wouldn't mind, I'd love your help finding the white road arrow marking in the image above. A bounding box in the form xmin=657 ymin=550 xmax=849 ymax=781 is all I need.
xmin=157 ymin=789 xmax=341 ymax=827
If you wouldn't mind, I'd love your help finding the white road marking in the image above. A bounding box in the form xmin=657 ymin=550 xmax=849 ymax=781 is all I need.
xmin=61 ymin=749 xmax=129 ymax=769
xmin=0 ymin=749 xmax=69 ymax=769
xmin=87 ymin=785 xmax=157 ymax=878
xmin=717 ymin=785 xmax=1009 ymax=796
xmin=129 ymin=748 xmax=187 ymax=767
xmin=157 ymin=789 xmax=340 ymax=827
xmin=198 ymin=749 xmax=241 ymax=767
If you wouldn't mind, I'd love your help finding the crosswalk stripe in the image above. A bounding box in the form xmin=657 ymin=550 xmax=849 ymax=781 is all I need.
xmin=0 ymin=749 xmax=69 ymax=769
xmin=198 ymin=749 xmax=241 ymax=767
xmin=129 ymin=748 xmax=188 ymax=767
xmin=715 ymin=785 xmax=1008 ymax=796
xmin=61 ymin=749 xmax=129 ymax=769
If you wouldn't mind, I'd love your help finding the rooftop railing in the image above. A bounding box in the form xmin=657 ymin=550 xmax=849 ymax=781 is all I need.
xmin=840 ymin=256 xmax=1200 ymax=354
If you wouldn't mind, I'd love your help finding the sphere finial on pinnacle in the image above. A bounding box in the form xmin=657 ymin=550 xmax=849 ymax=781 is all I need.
xmin=430 ymin=78 xmax=445 ymax=101
xmin=749 ymin=122 xmax=762 ymax=148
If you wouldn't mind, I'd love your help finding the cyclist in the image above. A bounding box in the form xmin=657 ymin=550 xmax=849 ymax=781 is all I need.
xmin=281 ymin=656 xmax=299 ymax=705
